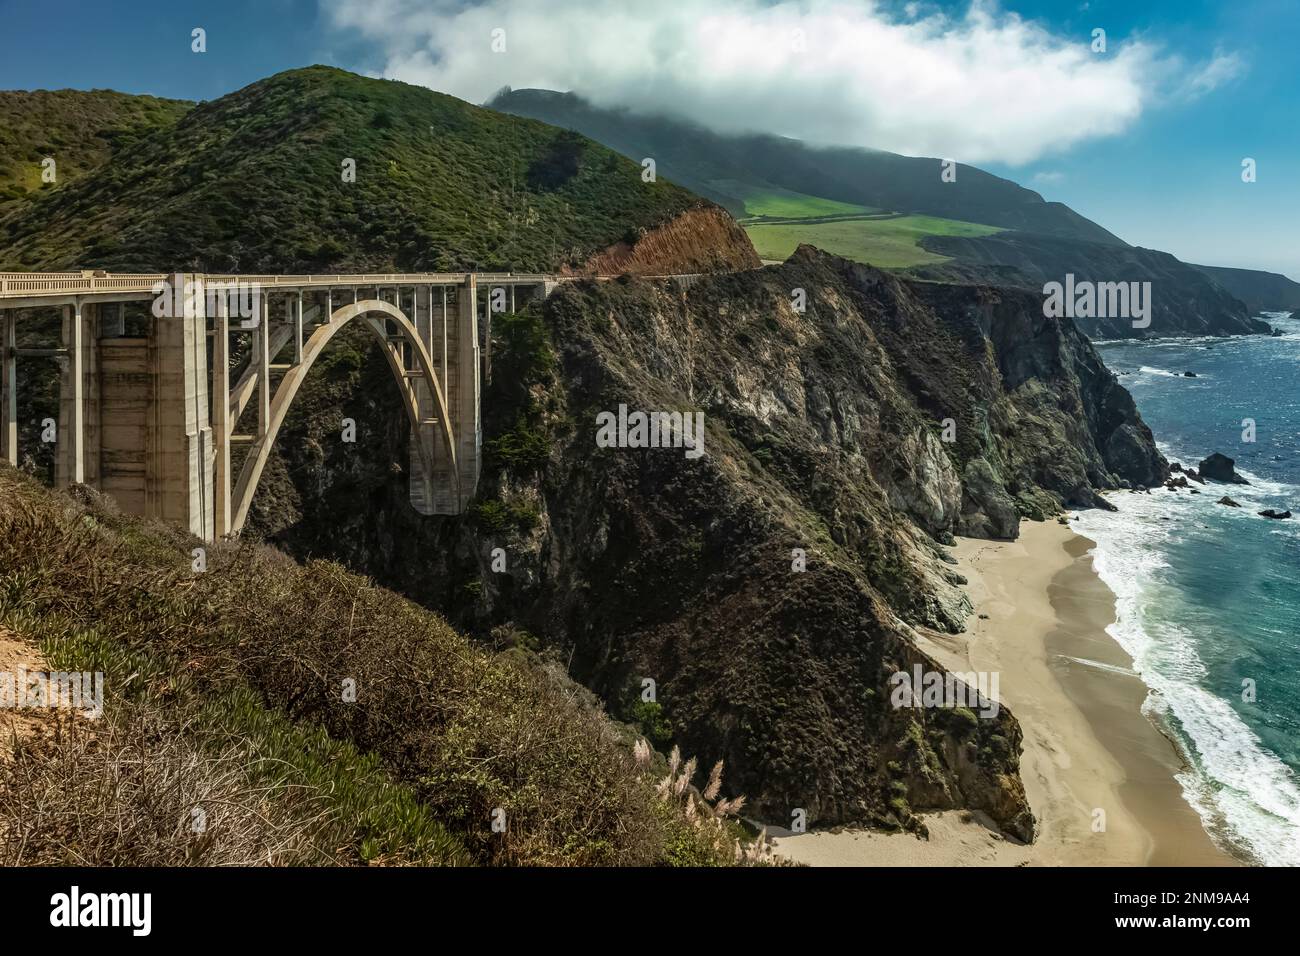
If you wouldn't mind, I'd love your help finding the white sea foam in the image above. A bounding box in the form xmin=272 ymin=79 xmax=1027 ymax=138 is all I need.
xmin=1073 ymin=496 xmax=1300 ymax=865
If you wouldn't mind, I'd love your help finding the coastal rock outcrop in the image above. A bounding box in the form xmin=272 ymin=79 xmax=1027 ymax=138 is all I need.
xmin=1199 ymin=452 xmax=1249 ymax=484
xmin=1259 ymin=509 xmax=1292 ymax=520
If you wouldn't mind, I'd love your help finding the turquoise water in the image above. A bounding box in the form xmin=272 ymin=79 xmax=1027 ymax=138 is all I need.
xmin=1071 ymin=313 xmax=1300 ymax=866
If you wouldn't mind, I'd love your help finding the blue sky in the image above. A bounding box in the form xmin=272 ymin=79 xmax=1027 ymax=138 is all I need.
xmin=0 ymin=0 xmax=1295 ymax=278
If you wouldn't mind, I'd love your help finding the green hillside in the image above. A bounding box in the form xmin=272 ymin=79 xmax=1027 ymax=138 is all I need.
xmin=489 ymin=87 xmax=1124 ymax=245
xmin=710 ymin=179 xmax=876 ymax=220
xmin=0 ymin=68 xmax=702 ymax=273
xmin=746 ymin=214 xmax=1003 ymax=268
xmin=0 ymin=88 xmax=191 ymax=217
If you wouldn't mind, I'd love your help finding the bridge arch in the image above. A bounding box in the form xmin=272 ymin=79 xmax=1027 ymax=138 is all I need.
xmin=229 ymin=299 xmax=458 ymax=534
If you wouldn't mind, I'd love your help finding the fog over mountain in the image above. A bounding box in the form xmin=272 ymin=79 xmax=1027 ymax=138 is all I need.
xmin=323 ymin=0 xmax=1240 ymax=165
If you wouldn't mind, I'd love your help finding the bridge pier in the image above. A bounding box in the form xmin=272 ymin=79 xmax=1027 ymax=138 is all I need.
xmin=149 ymin=297 xmax=214 ymax=540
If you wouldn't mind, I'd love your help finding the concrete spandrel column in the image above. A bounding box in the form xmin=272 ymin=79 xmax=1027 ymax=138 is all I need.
xmin=458 ymin=275 xmax=480 ymax=510
xmin=293 ymin=292 xmax=303 ymax=364
xmin=57 ymin=302 xmax=96 ymax=487
xmin=212 ymin=293 xmax=231 ymax=537
xmin=408 ymin=285 xmax=437 ymax=515
xmin=257 ymin=295 xmax=270 ymax=436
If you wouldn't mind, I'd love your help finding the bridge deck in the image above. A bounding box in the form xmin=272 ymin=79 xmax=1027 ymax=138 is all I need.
xmin=0 ymin=271 xmax=556 ymax=300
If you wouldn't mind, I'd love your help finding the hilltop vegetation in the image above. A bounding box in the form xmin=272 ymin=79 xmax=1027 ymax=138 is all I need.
xmin=0 ymin=67 xmax=707 ymax=273
xmin=0 ymin=89 xmax=191 ymax=217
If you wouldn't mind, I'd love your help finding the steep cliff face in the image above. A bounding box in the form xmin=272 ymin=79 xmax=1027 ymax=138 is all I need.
xmin=247 ymin=247 xmax=1164 ymax=841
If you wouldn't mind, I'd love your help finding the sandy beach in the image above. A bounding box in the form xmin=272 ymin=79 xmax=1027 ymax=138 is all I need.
xmin=771 ymin=518 xmax=1236 ymax=866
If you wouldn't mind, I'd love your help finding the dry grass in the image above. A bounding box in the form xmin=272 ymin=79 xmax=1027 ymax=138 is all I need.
xmin=0 ymin=710 xmax=330 ymax=866
xmin=0 ymin=467 xmax=752 ymax=866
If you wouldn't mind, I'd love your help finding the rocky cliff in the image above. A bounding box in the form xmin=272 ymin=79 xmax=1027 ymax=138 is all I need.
xmin=246 ymin=246 xmax=1164 ymax=840
xmin=574 ymin=204 xmax=761 ymax=275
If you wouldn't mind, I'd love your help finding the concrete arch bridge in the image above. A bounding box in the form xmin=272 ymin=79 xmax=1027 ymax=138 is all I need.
xmin=0 ymin=271 xmax=558 ymax=541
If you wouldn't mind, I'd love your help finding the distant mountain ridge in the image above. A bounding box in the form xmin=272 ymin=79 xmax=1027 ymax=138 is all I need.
xmin=488 ymin=88 xmax=1125 ymax=246
xmin=1190 ymin=263 xmax=1300 ymax=314
xmin=488 ymin=87 xmax=1279 ymax=340
xmin=913 ymin=231 xmax=1271 ymax=338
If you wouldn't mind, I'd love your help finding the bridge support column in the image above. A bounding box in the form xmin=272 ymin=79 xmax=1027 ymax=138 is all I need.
xmin=146 ymin=286 xmax=213 ymax=540
xmin=57 ymin=301 xmax=98 ymax=487
xmin=408 ymin=286 xmax=438 ymax=515
xmin=458 ymin=276 xmax=481 ymax=509
xmin=1 ymin=312 xmax=15 ymax=467
xmin=292 ymin=292 xmax=303 ymax=364
xmin=212 ymin=293 xmax=232 ymax=537
xmin=256 ymin=296 xmax=270 ymax=436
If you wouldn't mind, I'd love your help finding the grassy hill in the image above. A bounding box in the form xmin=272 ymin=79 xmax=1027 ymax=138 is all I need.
xmin=746 ymin=214 xmax=1002 ymax=268
xmin=0 ymin=68 xmax=704 ymax=273
xmin=0 ymin=89 xmax=191 ymax=217
xmin=710 ymin=179 xmax=876 ymax=220
xmin=0 ymin=466 xmax=758 ymax=866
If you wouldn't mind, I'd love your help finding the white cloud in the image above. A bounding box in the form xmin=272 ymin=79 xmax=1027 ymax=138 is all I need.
xmin=322 ymin=0 xmax=1238 ymax=166
xmin=1182 ymin=51 xmax=1246 ymax=98
xmin=1032 ymin=170 xmax=1065 ymax=184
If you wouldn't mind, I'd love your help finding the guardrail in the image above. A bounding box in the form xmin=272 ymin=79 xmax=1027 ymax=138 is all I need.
xmin=0 ymin=270 xmax=702 ymax=299
xmin=0 ymin=272 xmax=561 ymax=298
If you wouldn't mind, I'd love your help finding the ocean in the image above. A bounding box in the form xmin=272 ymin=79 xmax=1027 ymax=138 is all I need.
xmin=1071 ymin=312 xmax=1300 ymax=866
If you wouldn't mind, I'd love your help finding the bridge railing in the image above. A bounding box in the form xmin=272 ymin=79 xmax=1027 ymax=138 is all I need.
xmin=0 ymin=270 xmax=701 ymax=300
xmin=0 ymin=271 xmax=565 ymax=299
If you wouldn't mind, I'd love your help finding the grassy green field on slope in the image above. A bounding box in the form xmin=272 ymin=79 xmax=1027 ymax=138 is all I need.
xmin=0 ymin=89 xmax=191 ymax=217
xmin=745 ymin=214 xmax=1003 ymax=268
xmin=708 ymin=178 xmax=876 ymax=220
xmin=0 ymin=467 xmax=758 ymax=866
xmin=0 ymin=67 xmax=700 ymax=273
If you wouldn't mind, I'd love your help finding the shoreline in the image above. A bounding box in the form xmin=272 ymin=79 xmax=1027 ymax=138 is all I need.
xmin=771 ymin=518 xmax=1236 ymax=866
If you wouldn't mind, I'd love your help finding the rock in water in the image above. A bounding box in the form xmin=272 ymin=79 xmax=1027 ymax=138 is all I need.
xmin=1259 ymin=509 xmax=1292 ymax=519
xmin=1184 ymin=371 xmax=1198 ymax=377
xmin=1198 ymin=452 xmax=1249 ymax=484
xmin=1217 ymin=496 xmax=1241 ymax=507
